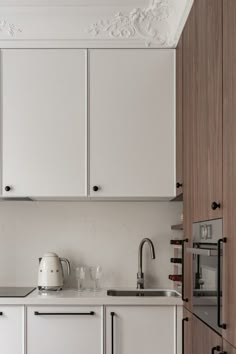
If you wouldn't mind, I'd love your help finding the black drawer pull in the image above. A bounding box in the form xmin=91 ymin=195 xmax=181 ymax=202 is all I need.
xmin=34 ymin=311 xmax=95 ymax=316
xmin=212 ymin=346 xmax=221 ymax=354
xmin=0 ymin=312 xmax=3 ymax=316
xmin=111 ymin=312 xmax=115 ymax=354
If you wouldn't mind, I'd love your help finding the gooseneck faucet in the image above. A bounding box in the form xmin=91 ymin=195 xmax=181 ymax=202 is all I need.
xmin=137 ymin=238 xmax=156 ymax=289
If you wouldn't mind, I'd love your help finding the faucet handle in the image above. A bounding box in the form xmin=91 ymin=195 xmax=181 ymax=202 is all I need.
xmin=137 ymin=272 xmax=144 ymax=289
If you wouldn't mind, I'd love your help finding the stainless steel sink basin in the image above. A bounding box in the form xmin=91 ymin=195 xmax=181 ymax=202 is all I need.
xmin=107 ymin=289 xmax=180 ymax=297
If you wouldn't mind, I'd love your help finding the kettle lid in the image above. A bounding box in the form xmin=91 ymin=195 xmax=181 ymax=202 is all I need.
xmin=43 ymin=252 xmax=59 ymax=257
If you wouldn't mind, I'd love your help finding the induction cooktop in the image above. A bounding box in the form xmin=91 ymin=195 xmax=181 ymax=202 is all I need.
xmin=0 ymin=287 xmax=36 ymax=297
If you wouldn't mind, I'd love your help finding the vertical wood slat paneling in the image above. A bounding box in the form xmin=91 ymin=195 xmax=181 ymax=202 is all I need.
xmin=223 ymin=340 xmax=236 ymax=354
xmin=223 ymin=0 xmax=236 ymax=348
xmin=182 ymin=0 xmax=195 ymax=311
xmin=184 ymin=0 xmax=223 ymax=223
xmin=192 ymin=315 xmax=222 ymax=354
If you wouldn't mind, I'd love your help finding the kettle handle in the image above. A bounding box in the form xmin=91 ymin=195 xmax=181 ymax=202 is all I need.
xmin=60 ymin=258 xmax=71 ymax=276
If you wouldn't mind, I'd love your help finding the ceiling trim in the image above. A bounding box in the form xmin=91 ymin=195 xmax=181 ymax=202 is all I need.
xmin=0 ymin=0 xmax=193 ymax=48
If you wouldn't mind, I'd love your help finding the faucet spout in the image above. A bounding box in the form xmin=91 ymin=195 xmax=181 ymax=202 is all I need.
xmin=137 ymin=238 xmax=156 ymax=289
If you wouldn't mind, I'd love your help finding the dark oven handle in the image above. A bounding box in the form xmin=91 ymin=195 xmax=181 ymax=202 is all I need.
xmin=217 ymin=238 xmax=227 ymax=330
xmin=182 ymin=238 xmax=189 ymax=302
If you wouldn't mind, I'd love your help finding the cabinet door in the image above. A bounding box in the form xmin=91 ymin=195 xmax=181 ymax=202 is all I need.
xmin=106 ymin=306 xmax=176 ymax=354
xmin=183 ymin=0 xmax=223 ymax=222
xmin=176 ymin=36 xmax=183 ymax=197
xmin=223 ymin=340 xmax=236 ymax=354
xmin=27 ymin=306 xmax=102 ymax=354
xmin=89 ymin=49 xmax=176 ymax=198
xmin=192 ymin=315 xmax=222 ymax=354
xmin=182 ymin=4 xmax=194 ymax=308
xmin=183 ymin=308 xmax=192 ymax=354
xmin=1 ymin=49 xmax=87 ymax=197
xmin=0 ymin=306 xmax=24 ymax=354
xmin=223 ymin=0 xmax=236 ymax=347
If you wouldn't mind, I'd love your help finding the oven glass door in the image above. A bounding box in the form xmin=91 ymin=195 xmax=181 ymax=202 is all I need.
xmin=189 ymin=243 xmax=223 ymax=334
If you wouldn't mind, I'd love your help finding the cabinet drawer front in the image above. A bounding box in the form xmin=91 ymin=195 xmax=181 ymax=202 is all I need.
xmin=27 ymin=306 xmax=103 ymax=354
xmin=0 ymin=306 xmax=24 ymax=354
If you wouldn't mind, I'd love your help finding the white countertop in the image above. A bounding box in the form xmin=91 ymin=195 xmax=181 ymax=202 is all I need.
xmin=0 ymin=288 xmax=183 ymax=306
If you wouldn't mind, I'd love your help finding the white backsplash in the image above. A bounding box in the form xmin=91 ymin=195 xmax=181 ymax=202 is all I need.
xmin=0 ymin=201 xmax=182 ymax=289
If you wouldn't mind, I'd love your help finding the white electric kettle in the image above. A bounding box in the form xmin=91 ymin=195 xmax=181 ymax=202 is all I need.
xmin=38 ymin=252 xmax=71 ymax=291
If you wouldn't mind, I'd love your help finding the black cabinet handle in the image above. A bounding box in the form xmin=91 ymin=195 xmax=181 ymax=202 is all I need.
xmin=0 ymin=312 xmax=3 ymax=316
xmin=211 ymin=202 xmax=221 ymax=210
xmin=212 ymin=346 xmax=221 ymax=354
xmin=176 ymin=182 xmax=183 ymax=189
xmin=217 ymin=238 xmax=227 ymax=329
xmin=111 ymin=312 xmax=115 ymax=354
xmin=34 ymin=311 xmax=95 ymax=316
xmin=4 ymin=186 xmax=11 ymax=192
xmin=182 ymin=317 xmax=188 ymax=354
xmin=182 ymin=239 xmax=189 ymax=302
xmin=93 ymin=186 xmax=100 ymax=192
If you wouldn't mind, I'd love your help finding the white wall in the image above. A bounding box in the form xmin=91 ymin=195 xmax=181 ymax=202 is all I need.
xmin=0 ymin=201 xmax=182 ymax=289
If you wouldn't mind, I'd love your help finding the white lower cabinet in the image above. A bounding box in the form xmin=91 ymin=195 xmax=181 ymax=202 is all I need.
xmin=105 ymin=306 xmax=177 ymax=354
xmin=0 ymin=306 xmax=24 ymax=354
xmin=27 ymin=306 xmax=103 ymax=354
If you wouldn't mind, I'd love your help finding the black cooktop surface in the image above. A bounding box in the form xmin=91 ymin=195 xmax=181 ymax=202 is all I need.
xmin=0 ymin=287 xmax=36 ymax=297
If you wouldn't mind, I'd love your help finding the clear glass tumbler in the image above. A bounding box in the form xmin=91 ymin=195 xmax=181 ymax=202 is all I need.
xmin=90 ymin=266 xmax=102 ymax=292
xmin=75 ymin=266 xmax=87 ymax=292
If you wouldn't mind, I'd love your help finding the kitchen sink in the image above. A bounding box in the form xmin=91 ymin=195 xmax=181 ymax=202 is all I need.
xmin=107 ymin=289 xmax=180 ymax=297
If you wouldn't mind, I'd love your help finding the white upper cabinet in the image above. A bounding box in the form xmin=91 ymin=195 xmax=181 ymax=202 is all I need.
xmin=89 ymin=49 xmax=176 ymax=198
xmin=1 ymin=49 xmax=87 ymax=198
xmin=0 ymin=306 xmax=24 ymax=354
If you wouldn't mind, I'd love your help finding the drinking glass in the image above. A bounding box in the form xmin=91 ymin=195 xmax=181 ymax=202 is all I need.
xmin=90 ymin=266 xmax=102 ymax=292
xmin=75 ymin=266 xmax=87 ymax=292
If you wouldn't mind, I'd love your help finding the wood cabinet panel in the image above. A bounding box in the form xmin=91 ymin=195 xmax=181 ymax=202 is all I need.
xmin=223 ymin=340 xmax=236 ymax=354
xmin=223 ymin=0 xmax=236 ymax=347
xmin=192 ymin=315 xmax=222 ymax=354
xmin=183 ymin=308 xmax=192 ymax=354
xmin=183 ymin=0 xmax=223 ymax=222
xmin=182 ymin=5 xmax=194 ymax=309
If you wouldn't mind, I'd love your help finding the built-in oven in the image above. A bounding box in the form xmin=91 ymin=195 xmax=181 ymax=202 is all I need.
xmin=187 ymin=218 xmax=226 ymax=334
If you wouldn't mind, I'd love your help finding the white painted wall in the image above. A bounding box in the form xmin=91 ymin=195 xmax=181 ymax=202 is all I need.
xmin=0 ymin=202 xmax=182 ymax=289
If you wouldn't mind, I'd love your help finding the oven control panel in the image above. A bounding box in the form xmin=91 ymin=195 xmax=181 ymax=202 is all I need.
xmin=193 ymin=218 xmax=222 ymax=243
xmin=200 ymin=224 xmax=212 ymax=240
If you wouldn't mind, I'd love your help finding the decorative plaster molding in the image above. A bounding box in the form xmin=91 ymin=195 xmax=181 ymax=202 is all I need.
xmin=0 ymin=19 xmax=22 ymax=37
xmin=87 ymin=0 xmax=173 ymax=47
